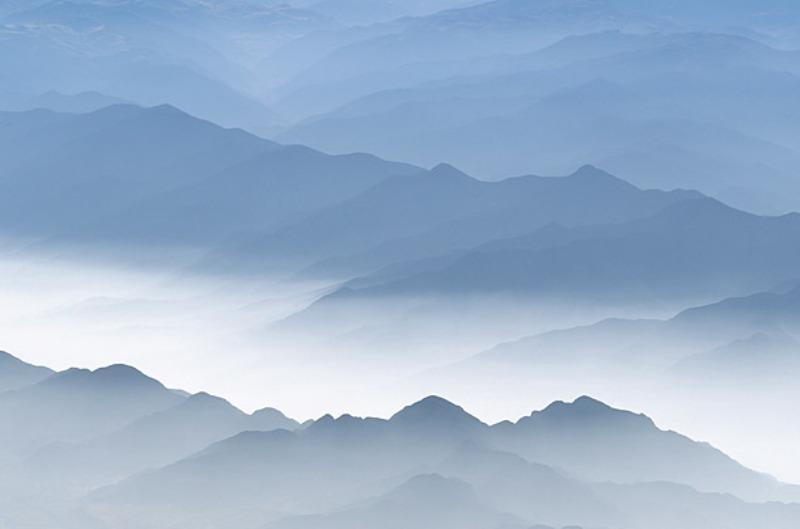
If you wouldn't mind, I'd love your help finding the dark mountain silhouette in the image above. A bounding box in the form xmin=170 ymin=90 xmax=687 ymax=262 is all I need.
xmin=314 ymin=197 xmax=800 ymax=305
xmin=0 ymin=350 xmax=53 ymax=393
xmin=27 ymin=391 xmax=299 ymax=488
xmin=91 ymin=394 xmax=799 ymax=529
xmin=0 ymin=104 xmax=274 ymax=235
xmin=1 ymin=351 xmax=795 ymax=529
xmin=233 ymin=164 xmax=699 ymax=276
xmin=0 ymin=363 xmax=184 ymax=461
xmin=388 ymin=395 xmax=487 ymax=438
xmin=104 ymin=146 xmax=419 ymax=252
xmin=0 ymin=104 xmax=418 ymax=257
xmin=492 ymin=396 xmax=797 ymax=503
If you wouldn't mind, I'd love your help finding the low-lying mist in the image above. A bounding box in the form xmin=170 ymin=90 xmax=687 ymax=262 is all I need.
xmin=2 ymin=247 xmax=797 ymax=484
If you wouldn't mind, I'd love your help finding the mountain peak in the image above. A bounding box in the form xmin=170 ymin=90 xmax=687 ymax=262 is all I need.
xmin=390 ymin=396 xmax=485 ymax=432
xmin=93 ymin=364 xmax=153 ymax=382
xmin=567 ymin=164 xmax=635 ymax=189
xmin=0 ymin=350 xmax=27 ymax=366
xmin=387 ymin=473 xmax=476 ymax=505
xmin=0 ymin=351 xmax=54 ymax=392
xmin=522 ymin=396 xmax=656 ymax=431
xmin=147 ymin=103 xmax=185 ymax=116
xmin=182 ymin=392 xmax=241 ymax=413
xmin=428 ymin=162 xmax=471 ymax=181
xmin=44 ymin=364 xmax=168 ymax=393
xmin=249 ymin=406 xmax=299 ymax=431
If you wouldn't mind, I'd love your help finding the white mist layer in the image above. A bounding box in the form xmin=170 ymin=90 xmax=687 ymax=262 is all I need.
xmin=0 ymin=252 xmax=797 ymax=484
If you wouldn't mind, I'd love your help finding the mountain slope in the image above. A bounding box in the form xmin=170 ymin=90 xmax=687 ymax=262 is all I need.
xmin=0 ymin=364 xmax=184 ymax=461
xmin=281 ymin=31 xmax=800 ymax=212
xmin=0 ymin=104 xmax=419 ymax=257
xmin=462 ymin=284 xmax=800 ymax=377
xmin=27 ymin=392 xmax=299 ymax=488
xmin=0 ymin=351 xmax=53 ymax=393
xmin=263 ymin=473 xmax=521 ymax=529
xmin=322 ymin=198 xmax=800 ymax=304
xmin=231 ymin=164 xmax=700 ymax=276
xmin=491 ymin=396 xmax=796 ymax=503
xmin=91 ymin=394 xmax=799 ymax=529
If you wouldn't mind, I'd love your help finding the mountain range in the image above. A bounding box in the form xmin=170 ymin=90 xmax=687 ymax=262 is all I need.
xmin=0 ymin=104 xmax=417 ymax=259
xmin=280 ymin=30 xmax=800 ymax=212
xmin=2 ymin=3 xmax=800 ymax=527
xmin=457 ymin=283 xmax=800 ymax=381
xmin=0 ymin=350 xmax=797 ymax=529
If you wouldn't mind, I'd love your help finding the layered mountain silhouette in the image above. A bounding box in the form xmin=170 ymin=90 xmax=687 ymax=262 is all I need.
xmin=27 ymin=391 xmax=299 ymax=488
xmin=263 ymin=473 xmax=522 ymax=529
xmin=280 ymin=30 xmax=800 ymax=212
xmin=227 ymin=164 xmax=700 ymax=276
xmin=673 ymin=331 xmax=800 ymax=381
xmin=462 ymin=284 xmax=800 ymax=379
xmin=2 ymin=2 xmax=800 ymax=528
xmin=280 ymin=196 xmax=800 ymax=350
xmin=0 ymin=350 xmax=52 ymax=392
xmin=13 ymin=90 xmax=132 ymax=114
xmin=0 ymin=104 xmax=418 ymax=257
xmin=1 ymin=350 xmax=798 ymax=529
xmin=0 ymin=0 xmax=336 ymax=133
xmin=0 ymin=363 xmax=184 ymax=460
xmin=89 ymin=392 xmax=800 ymax=529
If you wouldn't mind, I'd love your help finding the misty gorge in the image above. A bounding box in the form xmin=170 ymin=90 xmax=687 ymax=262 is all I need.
xmin=1 ymin=1 xmax=800 ymax=528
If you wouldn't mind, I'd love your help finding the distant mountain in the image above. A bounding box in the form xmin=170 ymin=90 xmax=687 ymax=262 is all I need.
xmin=311 ymin=197 xmax=800 ymax=306
xmin=0 ymin=350 xmax=53 ymax=392
xmin=269 ymin=1 xmax=651 ymax=120
xmin=462 ymin=285 xmax=800 ymax=378
xmin=231 ymin=164 xmax=699 ymax=277
xmin=673 ymin=331 xmax=800 ymax=382
xmin=263 ymin=473 xmax=522 ymax=529
xmin=100 ymin=146 xmax=419 ymax=255
xmin=296 ymin=0 xmax=483 ymax=25
xmin=280 ymin=31 xmax=800 ymax=212
xmin=593 ymin=480 xmax=800 ymax=529
xmin=436 ymin=443 xmax=620 ymax=528
xmin=388 ymin=395 xmax=487 ymax=439
xmin=90 ymin=395 xmax=798 ymax=529
xmin=0 ymin=363 xmax=184 ymax=461
xmin=0 ymin=104 xmax=273 ymax=236
xmin=0 ymin=0 xmax=334 ymax=132
xmin=274 ymin=196 xmax=800 ymax=362
xmin=0 ymin=105 xmax=418 ymax=258
xmin=15 ymin=90 xmax=132 ymax=114
xmin=26 ymin=391 xmax=299 ymax=488
xmin=671 ymin=284 xmax=800 ymax=331
xmin=491 ymin=396 xmax=796 ymax=503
